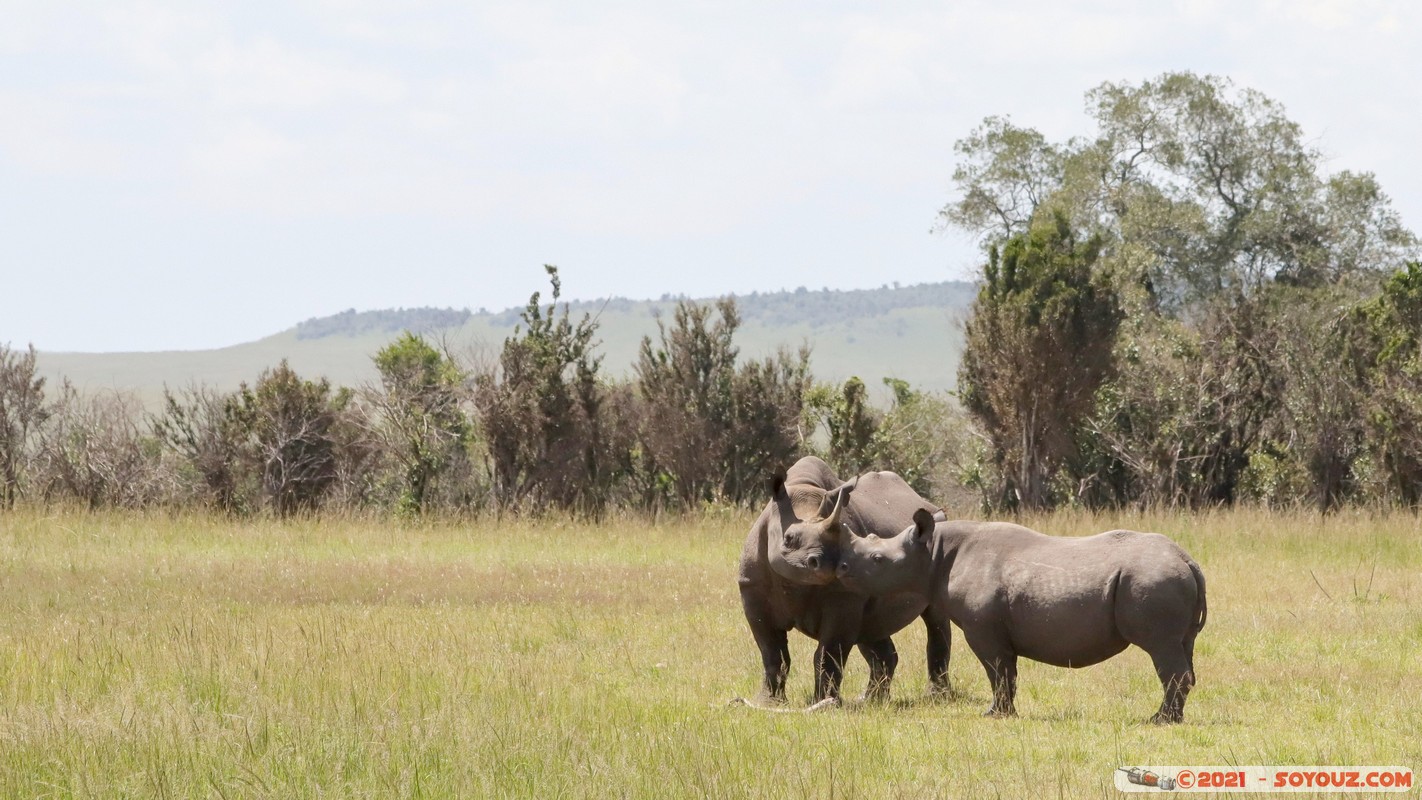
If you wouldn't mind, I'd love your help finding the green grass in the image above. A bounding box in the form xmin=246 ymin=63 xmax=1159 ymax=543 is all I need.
xmin=1 ymin=508 xmax=1419 ymax=797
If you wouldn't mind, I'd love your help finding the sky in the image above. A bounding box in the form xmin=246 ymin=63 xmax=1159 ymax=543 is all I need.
xmin=3 ymin=0 xmax=1421 ymax=352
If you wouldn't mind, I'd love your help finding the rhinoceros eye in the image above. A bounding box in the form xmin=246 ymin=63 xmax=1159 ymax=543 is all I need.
xmin=872 ymin=553 xmax=885 ymax=563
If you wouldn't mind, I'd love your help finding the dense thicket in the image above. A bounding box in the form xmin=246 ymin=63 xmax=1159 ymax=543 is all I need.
xmin=950 ymin=72 xmax=1422 ymax=510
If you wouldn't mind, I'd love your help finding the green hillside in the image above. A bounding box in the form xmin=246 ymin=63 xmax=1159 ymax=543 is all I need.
xmin=36 ymin=282 xmax=975 ymax=405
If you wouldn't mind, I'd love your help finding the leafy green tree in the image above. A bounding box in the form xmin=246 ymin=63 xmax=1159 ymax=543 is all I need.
xmin=1253 ymin=287 xmax=1370 ymax=510
xmin=938 ymin=116 xmax=1068 ymax=242
xmin=370 ymin=333 xmax=469 ymax=514
xmin=958 ymin=211 xmax=1122 ymax=510
xmin=942 ymin=72 xmax=1418 ymax=311
xmin=803 ymin=377 xmax=978 ymax=500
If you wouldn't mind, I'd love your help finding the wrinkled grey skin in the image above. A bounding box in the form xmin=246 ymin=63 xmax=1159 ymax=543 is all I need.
xmin=737 ymin=457 xmax=944 ymax=705
xmin=838 ymin=510 xmax=1208 ymax=723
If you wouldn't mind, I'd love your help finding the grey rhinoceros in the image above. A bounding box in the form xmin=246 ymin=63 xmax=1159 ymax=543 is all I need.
xmin=836 ymin=509 xmax=1207 ymax=723
xmin=737 ymin=457 xmax=944 ymax=706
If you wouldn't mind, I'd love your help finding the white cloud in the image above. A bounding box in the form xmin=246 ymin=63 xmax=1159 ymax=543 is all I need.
xmin=186 ymin=117 xmax=300 ymax=177
xmin=0 ymin=90 xmax=126 ymax=175
xmin=1276 ymin=0 xmax=1368 ymax=30
xmin=195 ymin=36 xmax=406 ymax=110
xmin=101 ymin=3 xmax=216 ymax=74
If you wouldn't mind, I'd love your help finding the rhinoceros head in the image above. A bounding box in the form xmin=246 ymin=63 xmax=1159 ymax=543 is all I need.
xmin=765 ymin=472 xmax=857 ymax=586
xmin=837 ymin=507 xmax=936 ymax=595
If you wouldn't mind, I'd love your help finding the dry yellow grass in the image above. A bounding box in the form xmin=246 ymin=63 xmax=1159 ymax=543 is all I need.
xmin=1 ymin=507 xmax=1419 ymax=797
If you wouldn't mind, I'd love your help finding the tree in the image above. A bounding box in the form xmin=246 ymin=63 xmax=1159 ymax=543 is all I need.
xmin=235 ymin=361 xmax=348 ymax=516
xmin=474 ymin=265 xmax=608 ymax=513
xmin=805 ymin=376 xmax=879 ymax=477
xmin=1355 ymin=262 xmax=1422 ymax=504
xmin=941 ymin=72 xmax=1418 ymax=312
xmin=873 ymin=378 xmax=976 ymax=499
xmin=1085 ymin=296 xmax=1283 ymax=508
xmin=726 ymin=344 xmax=812 ymax=502
xmin=0 ymin=343 xmax=49 ymax=509
xmin=37 ymin=385 xmax=173 ymax=509
xmin=803 ymin=377 xmax=978 ymax=500
xmin=369 ymin=333 xmax=469 ymax=514
xmin=153 ymin=384 xmax=251 ymax=513
xmin=937 ymin=116 xmax=1068 ymax=242
xmin=636 ymin=297 xmax=811 ymax=507
xmin=635 ymin=298 xmax=739 ymax=507
xmin=1251 ymin=287 xmax=1370 ymax=510
xmin=958 ymin=211 xmax=1122 ymax=509
xmin=943 ymin=72 xmax=1418 ymax=511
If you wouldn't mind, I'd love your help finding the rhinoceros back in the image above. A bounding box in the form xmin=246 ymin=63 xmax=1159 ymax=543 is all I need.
xmin=843 ymin=471 xmax=940 ymax=538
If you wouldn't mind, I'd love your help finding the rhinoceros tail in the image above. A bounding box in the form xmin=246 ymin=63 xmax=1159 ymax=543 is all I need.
xmin=1186 ymin=557 xmax=1207 ymax=633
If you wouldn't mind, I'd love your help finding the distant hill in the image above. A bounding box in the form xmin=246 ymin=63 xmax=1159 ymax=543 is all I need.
xmin=37 ymin=281 xmax=976 ymax=406
xmin=294 ymin=307 xmax=474 ymax=340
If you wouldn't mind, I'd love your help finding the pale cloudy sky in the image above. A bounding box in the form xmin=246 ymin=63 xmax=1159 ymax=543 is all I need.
xmin=3 ymin=1 xmax=1420 ymax=352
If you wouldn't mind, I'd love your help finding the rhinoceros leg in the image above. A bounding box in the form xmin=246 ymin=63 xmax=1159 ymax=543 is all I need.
xmin=924 ymin=611 xmax=953 ymax=697
xmin=1117 ymin=574 xmax=1199 ymax=723
xmin=982 ymin=657 xmax=1018 ymax=717
xmin=963 ymin=631 xmax=1017 ymax=716
xmin=812 ymin=640 xmax=857 ymax=702
xmin=811 ymin=596 xmax=865 ymax=703
xmin=857 ymin=638 xmax=898 ymax=702
xmin=1145 ymin=644 xmax=1194 ymax=724
xmin=749 ymin=624 xmax=792 ymax=703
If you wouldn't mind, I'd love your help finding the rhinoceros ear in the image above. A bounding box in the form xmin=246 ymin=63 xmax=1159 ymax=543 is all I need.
xmin=817 ymin=475 xmax=858 ymax=520
xmin=821 ymin=475 xmax=859 ymax=528
xmin=766 ymin=470 xmax=788 ymax=500
xmin=911 ymin=508 xmax=936 ymax=543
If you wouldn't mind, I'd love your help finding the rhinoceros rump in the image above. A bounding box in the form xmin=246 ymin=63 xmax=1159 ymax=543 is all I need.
xmin=737 ymin=457 xmax=943 ymax=705
xmin=837 ymin=510 xmax=1207 ymax=723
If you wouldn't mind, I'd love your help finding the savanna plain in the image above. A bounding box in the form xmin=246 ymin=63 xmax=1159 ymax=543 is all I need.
xmin=1 ymin=508 xmax=1419 ymax=798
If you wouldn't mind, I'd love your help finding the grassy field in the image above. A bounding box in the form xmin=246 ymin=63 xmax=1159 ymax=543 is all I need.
xmin=1 ymin=507 xmax=1419 ymax=798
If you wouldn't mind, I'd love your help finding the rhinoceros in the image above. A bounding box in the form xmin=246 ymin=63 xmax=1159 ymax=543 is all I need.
xmin=836 ymin=510 xmax=1207 ymax=723
xmin=737 ymin=457 xmax=944 ymax=705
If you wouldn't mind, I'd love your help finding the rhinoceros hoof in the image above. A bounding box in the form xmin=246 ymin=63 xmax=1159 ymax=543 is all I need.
xmin=1149 ymin=711 xmax=1183 ymax=725
xmin=983 ymin=707 xmax=1016 ymax=718
xmin=857 ymin=691 xmax=891 ymax=705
